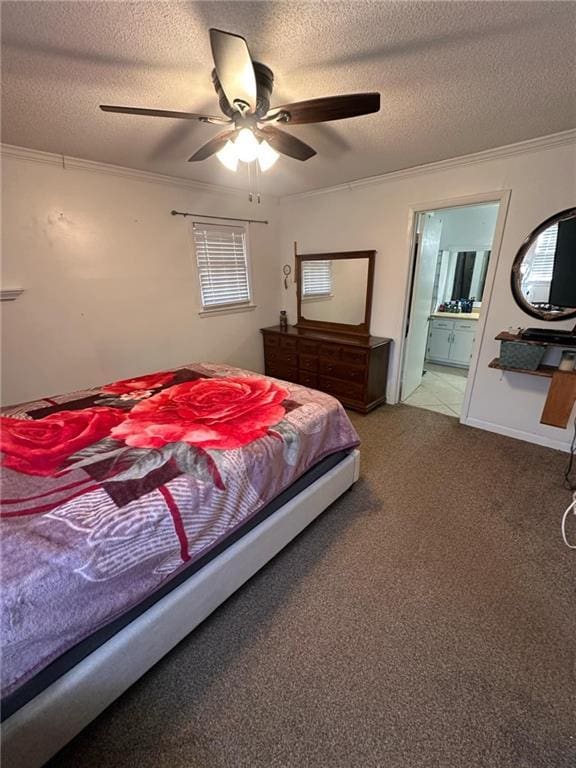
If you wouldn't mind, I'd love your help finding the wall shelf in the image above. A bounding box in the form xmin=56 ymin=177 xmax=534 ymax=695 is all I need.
xmin=0 ymin=289 xmax=24 ymax=301
xmin=495 ymin=330 xmax=576 ymax=348
xmin=488 ymin=358 xmax=557 ymax=378
xmin=492 ymin=332 xmax=576 ymax=428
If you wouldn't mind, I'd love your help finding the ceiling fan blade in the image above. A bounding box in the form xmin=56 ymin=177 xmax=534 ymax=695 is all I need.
xmin=209 ymin=29 xmax=257 ymax=113
xmin=256 ymin=126 xmax=316 ymax=161
xmin=100 ymin=105 xmax=230 ymax=125
xmin=188 ymin=129 xmax=239 ymax=162
xmin=266 ymin=93 xmax=380 ymax=124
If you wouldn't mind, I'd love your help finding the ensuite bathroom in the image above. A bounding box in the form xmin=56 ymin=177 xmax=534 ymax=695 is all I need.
xmin=402 ymin=202 xmax=500 ymax=418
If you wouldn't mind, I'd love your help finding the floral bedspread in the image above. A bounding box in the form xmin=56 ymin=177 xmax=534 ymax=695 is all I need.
xmin=0 ymin=363 xmax=359 ymax=700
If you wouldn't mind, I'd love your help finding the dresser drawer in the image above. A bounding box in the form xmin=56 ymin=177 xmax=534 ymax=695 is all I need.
xmin=265 ymin=349 xmax=298 ymax=367
xmin=299 ymin=339 xmax=319 ymax=355
xmin=298 ymin=371 xmax=318 ymax=389
xmin=341 ymin=347 xmax=368 ymax=365
xmin=266 ymin=364 xmax=297 ymax=383
xmin=321 ymin=361 xmax=365 ymax=382
xmin=299 ymin=354 xmax=318 ymax=372
xmin=318 ymin=375 xmax=364 ymax=401
xmin=279 ymin=336 xmax=298 ymax=351
xmin=263 ymin=334 xmax=279 ymax=348
xmin=319 ymin=343 xmax=341 ymax=360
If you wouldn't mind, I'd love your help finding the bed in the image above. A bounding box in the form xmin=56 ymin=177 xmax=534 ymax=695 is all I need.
xmin=0 ymin=362 xmax=360 ymax=768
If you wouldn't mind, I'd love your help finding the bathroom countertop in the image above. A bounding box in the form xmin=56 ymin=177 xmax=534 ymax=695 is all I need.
xmin=430 ymin=312 xmax=480 ymax=320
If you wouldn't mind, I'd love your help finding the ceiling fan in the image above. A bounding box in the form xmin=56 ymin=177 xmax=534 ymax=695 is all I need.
xmin=100 ymin=28 xmax=380 ymax=172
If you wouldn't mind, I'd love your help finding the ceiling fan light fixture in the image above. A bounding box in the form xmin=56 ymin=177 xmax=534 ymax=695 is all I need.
xmin=257 ymin=140 xmax=279 ymax=171
xmin=234 ymin=128 xmax=260 ymax=163
xmin=216 ymin=140 xmax=239 ymax=171
xmin=100 ymin=31 xmax=381 ymax=170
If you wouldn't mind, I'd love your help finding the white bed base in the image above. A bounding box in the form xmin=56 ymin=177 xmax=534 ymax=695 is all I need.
xmin=2 ymin=449 xmax=360 ymax=768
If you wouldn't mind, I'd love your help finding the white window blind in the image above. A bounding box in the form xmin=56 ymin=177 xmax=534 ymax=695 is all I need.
xmin=530 ymin=223 xmax=558 ymax=281
xmin=302 ymin=260 xmax=332 ymax=297
xmin=193 ymin=222 xmax=251 ymax=309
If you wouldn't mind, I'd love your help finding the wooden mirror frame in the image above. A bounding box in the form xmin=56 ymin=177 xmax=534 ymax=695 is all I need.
xmin=511 ymin=207 xmax=576 ymax=322
xmin=295 ymin=247 xmax=375 ymax=337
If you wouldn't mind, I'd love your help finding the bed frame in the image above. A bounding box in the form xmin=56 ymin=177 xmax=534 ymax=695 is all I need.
xmin=2 ymin=449 xmax=360 ymax=768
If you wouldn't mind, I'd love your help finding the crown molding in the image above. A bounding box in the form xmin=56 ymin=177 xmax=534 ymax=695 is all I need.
xmin=281 ymin=129 xmax=576 ymax=202
xmin=2 ymin=129 xmax=574 ymax=203
xmin=0 ymin=143 xmax=269 ymax=200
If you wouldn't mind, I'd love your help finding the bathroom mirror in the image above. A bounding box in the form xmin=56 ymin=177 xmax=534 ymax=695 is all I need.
xmin=434 ymin=250 xmax=490 ymax=307
xmin=296 ymin=250 xmax=375 ymax=336
xmin=511 ymin=208 xmax=576 ymax=321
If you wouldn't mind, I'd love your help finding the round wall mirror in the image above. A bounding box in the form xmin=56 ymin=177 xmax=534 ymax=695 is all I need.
xmin=511 ymin=208 xmax=576 ymax=321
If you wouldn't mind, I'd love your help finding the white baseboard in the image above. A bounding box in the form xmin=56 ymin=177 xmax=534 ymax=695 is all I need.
xmin=462 ymin=416 xmax=572 ymax=453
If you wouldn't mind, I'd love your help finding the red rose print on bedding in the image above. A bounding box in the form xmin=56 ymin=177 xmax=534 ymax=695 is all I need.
xmin=102 ymin=371 xmax=176 ymax=395
xmin=0 ymin=407 xmax=126 ymax=476
xmin=111 ymin=377 xmax=288 ymax=451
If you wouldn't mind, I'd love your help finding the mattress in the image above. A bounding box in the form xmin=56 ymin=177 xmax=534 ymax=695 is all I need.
xmin=1 ymin=362 xmax=359 ymax=717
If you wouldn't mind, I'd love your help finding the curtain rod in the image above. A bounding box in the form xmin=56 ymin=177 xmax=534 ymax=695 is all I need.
xmin=170 ymin=210 xmax=268 ymax=225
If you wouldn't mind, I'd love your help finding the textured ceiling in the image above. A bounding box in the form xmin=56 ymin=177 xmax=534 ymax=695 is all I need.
xmin=2 ymin=1 xmax=575 ymax=195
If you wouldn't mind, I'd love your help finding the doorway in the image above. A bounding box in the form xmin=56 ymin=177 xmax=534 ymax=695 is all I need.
xmin=400 ymin=201 xmax=500 ymax=418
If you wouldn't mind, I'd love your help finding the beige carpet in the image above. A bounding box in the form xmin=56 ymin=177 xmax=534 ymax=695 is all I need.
xmin=47 ymin=405 xmax=575 ymax=768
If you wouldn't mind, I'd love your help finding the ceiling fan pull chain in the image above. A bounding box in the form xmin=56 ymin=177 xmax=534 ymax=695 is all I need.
xmin=247 ymin=159 xmax=253 ymax=203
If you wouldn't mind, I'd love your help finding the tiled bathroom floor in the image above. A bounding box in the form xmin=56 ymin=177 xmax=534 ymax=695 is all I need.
xmin=402 ymin=363 xmax=468 ymax=417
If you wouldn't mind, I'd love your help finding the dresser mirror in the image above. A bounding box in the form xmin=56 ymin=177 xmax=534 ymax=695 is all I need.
xmin=296 ymin=249 xmax=375 ymax=336
xmin=511 ymin=208 xmax=576 ymax=321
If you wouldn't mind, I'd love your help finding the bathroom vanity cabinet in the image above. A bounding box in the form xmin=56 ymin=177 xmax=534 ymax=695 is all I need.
xmin=426 ymin=316 xmax=478 ymax=368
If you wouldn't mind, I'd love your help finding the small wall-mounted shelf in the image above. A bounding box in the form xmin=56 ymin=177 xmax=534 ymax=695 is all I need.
xmin=0 ymin=289 xmax=24 ymax=301
xmin=491 ymin=332 xmax=576 ymax=428
xmin=488 ymin=358 xmax=557 ymax=378
xmin=496 ymin=331 xmax=576 ymax=348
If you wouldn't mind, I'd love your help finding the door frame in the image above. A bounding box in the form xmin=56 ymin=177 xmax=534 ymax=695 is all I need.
xmin=396 ymin=190 xmax=512 ymax=424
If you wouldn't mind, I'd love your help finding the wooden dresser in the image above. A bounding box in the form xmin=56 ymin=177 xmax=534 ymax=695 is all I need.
xmin=260 ymin=325 xmax=391 ymax=413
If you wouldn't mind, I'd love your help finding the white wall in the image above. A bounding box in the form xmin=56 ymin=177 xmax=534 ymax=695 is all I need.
xmin=438 ymin=203 xmax=499 ymax=250
xmin=1 ymin=151 xmax=282 ymax=405
xmin=4 ymin=135 xmax=575 ymax=452
xmin=280 ymin=136 xmax=576 ymax=451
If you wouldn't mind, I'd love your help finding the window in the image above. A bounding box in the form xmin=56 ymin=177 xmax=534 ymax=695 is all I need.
xmin=529 ymin=223 xmax=558 ymax=281
xmin=193 ymin=222 xmax=252 ymax=311
xmin=520 ymin=223 xmax=558 ymax=304
xmin=302 ymin=260 xmax=332 ymax=298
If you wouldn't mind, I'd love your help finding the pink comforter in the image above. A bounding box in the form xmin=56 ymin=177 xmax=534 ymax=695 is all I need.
xmin=1 ymin=363 xmax=359 ymax=699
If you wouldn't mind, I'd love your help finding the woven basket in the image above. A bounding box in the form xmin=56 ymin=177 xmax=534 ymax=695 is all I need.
xmin=500 ymin=341 xmax=546 ymax=371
